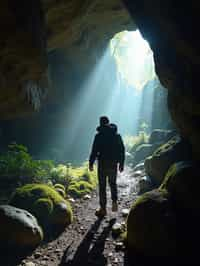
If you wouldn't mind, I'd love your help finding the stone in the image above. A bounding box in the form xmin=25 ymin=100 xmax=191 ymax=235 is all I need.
xmin=133 ymin=143 xmax=160 ymax=167
xmin=161 ymin=161 xmax=200 ymax=212
xmin=126 ymin=190 xmax=177 ymax=257
xmin=138 ymin=176 xmax=153 ymax=194
xmin=145 ymin=136 xmax=192 ymax=185
xmin=121 ymin=208 xmax=129 ymax=217
xmin=24 ymin=262 xmax=36 ymax=266
xmin=112 ymin=223 xmax=122 ymax=237
xmin=115 ymin=241 xmax=124 ymax=251
xmin=83 ymin=194 xmax=91 ymax=200
xmin=149 ymin=129 xmax=175 ymax=145
xmin=0 ymin=205 xmax=43 ymax=248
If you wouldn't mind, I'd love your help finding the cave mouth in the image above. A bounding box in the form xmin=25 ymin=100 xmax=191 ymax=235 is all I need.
xmin=110 ymin=30 xmax=156 ymax=91
xmin=48 ymin=30 xmax=168 ymax=164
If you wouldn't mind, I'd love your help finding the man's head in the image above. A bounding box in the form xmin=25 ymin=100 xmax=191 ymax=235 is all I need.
xmin=99 ymin=116 xmax=109 ymax=126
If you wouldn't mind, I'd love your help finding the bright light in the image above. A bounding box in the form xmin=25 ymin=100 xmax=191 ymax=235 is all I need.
xmin=110 ymin=30 xmax=156 ymax=90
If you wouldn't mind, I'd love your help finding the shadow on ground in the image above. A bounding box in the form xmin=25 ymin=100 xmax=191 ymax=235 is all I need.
xmin=60 ymin=218 xmax=116 ymax=266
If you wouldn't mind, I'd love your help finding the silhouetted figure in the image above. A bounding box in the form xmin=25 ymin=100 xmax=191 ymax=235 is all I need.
xmin=89 ymin=116 xmax=125 ymax=217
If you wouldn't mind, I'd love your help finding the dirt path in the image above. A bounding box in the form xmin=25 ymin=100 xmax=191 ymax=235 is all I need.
xmin=3 ymin=167 xmax=140 ymax=266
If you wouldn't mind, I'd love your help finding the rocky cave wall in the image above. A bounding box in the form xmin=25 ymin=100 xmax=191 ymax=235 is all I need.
xmin=123 ymin=0 xmax=200 ymax=158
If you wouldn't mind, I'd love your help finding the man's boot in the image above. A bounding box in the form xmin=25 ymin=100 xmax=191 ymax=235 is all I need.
xmin=112 ymin=201 xmax=118 ymax=212
xmin=95 ymin=207 xmax=107 ymax=218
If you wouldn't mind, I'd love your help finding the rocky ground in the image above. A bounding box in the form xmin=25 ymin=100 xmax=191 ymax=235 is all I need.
xmin=0 ymin=167 xmax=142 ymax=266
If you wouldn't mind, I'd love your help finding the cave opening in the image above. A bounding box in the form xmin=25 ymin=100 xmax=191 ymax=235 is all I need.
xmin=44 ymin=29 xmax=171 ymax=164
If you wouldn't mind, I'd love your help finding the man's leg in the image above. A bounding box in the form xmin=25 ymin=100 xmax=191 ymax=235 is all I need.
xmin=108 ymin=166 xmax=118 ymax=210
xmin=98 ymin=166 xmax=107 ymax=210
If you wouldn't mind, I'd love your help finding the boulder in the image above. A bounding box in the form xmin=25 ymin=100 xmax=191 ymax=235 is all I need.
xmin=0 ymin=205 xmax=43 ymax=248
xmin=138 ymin=176 xmax=153 ymax=194
xmin=126 ymin=190 xmax=177 ymax=257
xmin=133 ymin=143 xmax=160 ymax=166
xmin=149 ymin=129 xmax=176 ymax=144
xmin=145 ymin=136 xmax=192 ymax=185
xmin=161 ymin=161 xmax=200 ymax=212
xmin=9 ymin=184 xmax=73 ymax=233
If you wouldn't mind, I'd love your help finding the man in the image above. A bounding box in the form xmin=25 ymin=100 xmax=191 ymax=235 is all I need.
xmin=89 ymin=116 xmax=125 ymax=217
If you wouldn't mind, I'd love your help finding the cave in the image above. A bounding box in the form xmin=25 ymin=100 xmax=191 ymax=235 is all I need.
xmin=0 ymin=1 xmax=200 ymax=265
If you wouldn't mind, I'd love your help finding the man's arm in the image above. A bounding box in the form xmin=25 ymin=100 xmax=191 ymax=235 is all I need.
xmin=89 ymin=134 xmax=99 ymax=171
xmin=118 ymin=135 xmax=125 ymax=172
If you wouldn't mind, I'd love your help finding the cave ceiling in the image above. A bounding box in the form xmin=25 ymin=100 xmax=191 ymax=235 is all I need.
xmin=0 ymin=0 xmax=134 ymax=119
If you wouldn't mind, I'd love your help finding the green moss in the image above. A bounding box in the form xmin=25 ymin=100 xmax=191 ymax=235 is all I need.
xmin=55 ymin=188 xmax=66 ymax=198
xmin=68 ymin=180 xmax=94 ymax=198
xmin=126 ymin=189 xmax=177 ymax=257
xmin=9 ymin=183 xmax=73 ymax=232
xmin=54 ymin=183 xmax=66 ymax=192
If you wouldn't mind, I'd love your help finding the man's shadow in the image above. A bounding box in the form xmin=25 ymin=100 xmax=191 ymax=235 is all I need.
xmin=60 ymin=218 xmax=116 ymax=266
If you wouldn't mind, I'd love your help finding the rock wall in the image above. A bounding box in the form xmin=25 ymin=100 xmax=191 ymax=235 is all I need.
xmin=123 ymin=0 xmax=200 ymax=158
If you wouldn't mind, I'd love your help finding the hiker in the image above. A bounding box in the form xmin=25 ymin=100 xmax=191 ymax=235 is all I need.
xmin=89 ymin=116 xmax=125 ymax=217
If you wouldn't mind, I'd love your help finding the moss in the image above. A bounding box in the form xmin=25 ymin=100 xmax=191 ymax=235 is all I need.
xmin=67 ymin=180 xmax=94 ymax=198
xmin=54 ymin=183 xmax=66 ymax=191
xmin=126 ymin=189 xmax=177 ymax=257
xmin=55 ymin=188 xmax=66 ymax=198
xmin=9 ymin=183 xmax=73 ymax=232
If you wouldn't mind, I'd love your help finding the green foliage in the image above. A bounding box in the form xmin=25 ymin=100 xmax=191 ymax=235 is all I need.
xmin=67 ymin=162 xmax=97 ymax=198
xmin=0 ymin=143 xmax=54 ymax=184
xmin=124 ymin=132 xmax=149 ymax=153
xmin=10 ymin=183 xmax=73 ymax=231
xmin=68 ymin=180 xmax=94 ymax=198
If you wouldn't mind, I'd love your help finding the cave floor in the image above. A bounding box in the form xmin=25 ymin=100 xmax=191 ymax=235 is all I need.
xmin=0 ymin=167 xmax=138 ymax=266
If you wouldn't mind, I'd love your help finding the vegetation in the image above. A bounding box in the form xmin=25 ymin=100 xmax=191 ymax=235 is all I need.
xmin=124 ymin=131 xmax=149 ymax=154
xmin=0 ymin=143 xmax=98 ymax=203
xmin=0 ymin=143 xmax=54 ymax=184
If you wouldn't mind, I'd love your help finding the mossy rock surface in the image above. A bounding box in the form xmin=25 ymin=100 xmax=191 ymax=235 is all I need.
xmin=9 ymin=184 xmax=73 ymax=232
xmin=54 ymin=183 xmax=66 ymax=192
xmin=145 ymin=136 xmax=192 ymax=185
xmin=161 ymin=161 xmax=200 ymax=212
xmin=68 ymin=180 xmax=94 ymax=198
xmin=127 ymin=189 xmax=177 ymax=257
xmin=0 ymin=205 xmax=43 ymax=248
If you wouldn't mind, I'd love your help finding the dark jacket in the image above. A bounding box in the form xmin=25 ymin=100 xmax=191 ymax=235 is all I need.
xmin=89 ymin=125 xmax=125 ymax=167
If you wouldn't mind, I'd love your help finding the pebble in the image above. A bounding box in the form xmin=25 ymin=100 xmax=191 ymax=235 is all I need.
xmin=23 ymin=262 xmax=36 ymax=266
xmin=83 ymin=194 xmax=91 ymax=200
xmin=121 ymin=208 xmax=129 ymax=217
xmin=34 ymin=252 xmax=41 ymax=258
xmin=68 ymin=198 xmax=75 ymax=203
xmin=115 ymin=242 xmax=124 ymax=251
xmin=108 ymin=252 xmax=113 ymax=257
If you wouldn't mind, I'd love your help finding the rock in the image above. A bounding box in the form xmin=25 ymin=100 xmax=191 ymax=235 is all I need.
xmin=133 ymin=162 xmax=145 ymax=172
xmin=115 ymin=241 xmax=124 ymax=251
xmin=121 ymin=208 xmax=129 ymax=217
xmin=9 ymin=184 xmax=73 ymax=233
xmin=83 ymin=194 xmax=91 ymax=200
xmin=23 ymin=262 xmax=36 ymax=266
xmin=126 ymin=190 xmax=177 ymax=257
xmin=161 ymin=161 xmax=200 ymax=212
xmin=68 ymin=198 xmax=75 ymax=203
xmin=112 ymin=223 xmax=122 ymax=237
xmin=145 ymin=136 xmax=193 ymax=185
xmin=133 ymin=143 xmax=160 ymax=166
xmin=149 ymin=129 xmax=175 ymax=144
xmin=138 ymin=176 xmax=153 ymax=194
xmin=0 ymin=205 xmax=43 ymax=249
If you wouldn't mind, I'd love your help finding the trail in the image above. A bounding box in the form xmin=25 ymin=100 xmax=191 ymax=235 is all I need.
xmin=6 ymin=167 xmax=141 ymax=266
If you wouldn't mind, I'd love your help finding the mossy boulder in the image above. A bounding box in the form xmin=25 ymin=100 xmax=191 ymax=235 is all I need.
xmin=126 ymin=190 xmax=177 ymax=257
xmin=9 ymin=184 xmax=73 ymax=232
xmin=68 ymin=180 xmax=94 ymax=198
xmin=0 ymin=205 xmax=43 ymax=249
xmin=149 ymin=129 xmax=175 ymax=144
xmin=161 ymin=161 xmax=200 ymax=212
xmin=145 ymin=136 xmax=192 ymax=185
xmin=133 ymin=143 xmax=160 ymax=166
